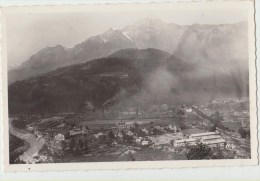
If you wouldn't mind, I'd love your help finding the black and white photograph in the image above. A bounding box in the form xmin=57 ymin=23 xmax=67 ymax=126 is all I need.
xmin=1 ymin=1 xmax=258 ymax=171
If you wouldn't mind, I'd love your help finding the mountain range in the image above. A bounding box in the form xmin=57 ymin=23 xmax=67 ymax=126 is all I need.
xmin=8 ymin=19 xmax=249 ymax=115
xmin=8 ymin=48 xmax=248 ymax=115
xmin=8 ymin=19 xmax=248 ymax=84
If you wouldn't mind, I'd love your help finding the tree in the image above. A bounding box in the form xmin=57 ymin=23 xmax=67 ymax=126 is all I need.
xmin=78 ymin=139 xmax=84 ymax=150
xmin=212 ymin=147 xmax=224 ymax=159
xmin=121 ymin=130 xmax=126 ymax=137
xmin=238 ymin=127 xmax=250 ymax=139
xmin=134 ymin=122 xmax=139 ymax=130
xmin=12 ymin=119 xmax=26 ymax=129
xmin=247 ymin=130 xmax=250 ymax=138
xmin=99 ymin=135 xmax=106 ymax=143
xmin=122 ymin=131 xmax=133 ymax=144
xmin=186 ymin=142 xmax=213 ymax=160
xmin=180 ymin=124 xmax=189 ymax=130
xmin=152 ymin=128 xmax=163 ymax=135
xmin=69 ymin=139 xmax=75 ymax=152
xmin=61 ymin=141 xmax=67 ymax=151
xmin=238 ymin=127 xmax=247 ymax=138
xmin=124 ymin=135 xmax=134 ymax=144
xmin=108 ymin=131 xmax=115 ymax=140
xmin=137 ymin=129 xmax=146 ymax=137
xmin=235 ymin=102 xmax=247 ymax=111
xmin=84 ymin=140 xmax=88 ymax=151
xmin=177 ymin=108 xmax=185 ymax=122
xmin=209 ymin=124 xmax=217 ymax=132
xmin=211 ymin=111 xmax=223 ymax=124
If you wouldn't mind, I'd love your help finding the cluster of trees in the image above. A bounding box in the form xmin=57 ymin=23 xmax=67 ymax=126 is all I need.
xmin=130 ymin=123 xmax=143 ymax=136
xmin=238 ymin=127 xmax=250 ymax=139
xmin=218 ymin=125 xmax=235 ymax=132
xmin=9 ymin=153 xmax=26 ymax=164
xmin=8 ymin=56 xmax=143 ymax=116
xmin=210 ymin=111 xmax=224 ymax=124
xmin=235 ymin=102 xmax=249 ymax=111
xmin=209 ymin=124 xmax=217 ymax=132
xmin=98 ymin=129 xmax=134 ymax=145
xmin=208 ymin=112 xmax=237 ymax=133
xmin=12 ymin=119 xmax=26 ymax=129
xmin=186 ymin=142 xmax=224 ymax=160
xmin=130 ymin=122 xmax=164 ymax=136
xmin=121 ymin=130 xmax=134 ymax=144
xmin=209 ymin=123 xmax=235 ymax=133
xmin=176 ymin=108 xmax=185 ymax=119
xmin=69 ymin=138 xmax=88 ymax=155
xmin=151 ymin=127 xmax=163 ymax=135
xmin=108 ymin=130 xmax=116 ymax=139
xmin=9 ymin=134 xmax=24 ymax=151
xmin=9 ymin=134 xmax=27 ymax=164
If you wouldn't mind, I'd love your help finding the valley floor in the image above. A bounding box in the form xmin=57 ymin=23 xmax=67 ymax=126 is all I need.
xmin=9 ymin=97 xmax=251 ymax=163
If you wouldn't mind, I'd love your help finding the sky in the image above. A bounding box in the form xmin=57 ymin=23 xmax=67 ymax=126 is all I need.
xmin=5 ymin=8 xmax=248 ymax=69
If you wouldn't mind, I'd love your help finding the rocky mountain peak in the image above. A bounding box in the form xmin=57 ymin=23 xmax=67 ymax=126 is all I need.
xmin=9 ymin=19 xmax=248 ymax=84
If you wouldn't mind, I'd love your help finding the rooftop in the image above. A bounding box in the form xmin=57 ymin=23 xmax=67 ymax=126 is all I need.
xmin=174 ymin=138 xmax=196 ymax=143
xmin=79 ymin=118 xmax=178 ymax=126
xmin=202 ymin=138 xmax=226 ymax=145
xmin=201 ymin=135 xmax=222 ymax=140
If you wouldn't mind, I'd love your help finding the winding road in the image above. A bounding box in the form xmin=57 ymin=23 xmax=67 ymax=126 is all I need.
xmin=9 ymin=119 xmax=45 ymax=163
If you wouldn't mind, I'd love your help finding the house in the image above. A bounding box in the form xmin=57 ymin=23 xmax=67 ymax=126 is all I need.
xmin=175 ymin=130 xmax=226 ymax=148
xmin=173 ymin=138 xmax=197 ymax=147
xmin=141 ymin=140 xmax=150 ymax=146
xmin=94 ymin=132 xmax=104 ymax=139
xmin=168 ymin=124 xmax=177 ymax=132
xmin=135 ymin=137 xmax=142 ymax=143
xmin=141 ymin=128 xmax=149 ymax=134
xmin=69 ymin=127 xmax=84 ymax=136
xmin=186 ymin=108 xmax=193 ymax=113
xmin=117 ymin=121 xmax=131 ymax=129
xmin=226 ymin=143 xmax=236 ymax=150
xmin=127 ymin=130 xmax=134 ymax=136
xmin=202 ymin=138 xmax=226 ymax=148
xmin=26 ymin=126 xmax=34 ymax=132
xmin=150 ymin=133 xmax=178 ymax=146
xmin=52 ymin=131 xmax=69 ymax=149
xmin=51 ymin=140 xmax=63 ymax=150
xmin=117 ymin=132 xmax=123 ymax=138
xmin=54 ymin=133 xmax=65 ymax=142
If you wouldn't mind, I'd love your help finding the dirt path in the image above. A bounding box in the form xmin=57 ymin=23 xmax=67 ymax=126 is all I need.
xmin=116 ymin=146 xmax=132 ymax=161
xmin=9 ymin=119 xmax=45 ymax=163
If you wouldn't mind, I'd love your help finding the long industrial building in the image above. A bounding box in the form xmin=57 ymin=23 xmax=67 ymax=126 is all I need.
xmin=173 ymin=130 xmax=226 ymax=148
xmin=78 ymin=118 xmax=179 ymax=130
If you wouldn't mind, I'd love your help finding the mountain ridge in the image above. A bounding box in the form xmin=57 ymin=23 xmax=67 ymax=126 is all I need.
xmin=8 ymin=19 xmax=248 ymax=84
xmin=8 ymin=48 xmax=248 ymax=115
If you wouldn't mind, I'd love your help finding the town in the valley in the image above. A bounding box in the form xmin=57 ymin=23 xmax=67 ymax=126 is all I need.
xmin=9 ymin=98 xmax=250 ymax=164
